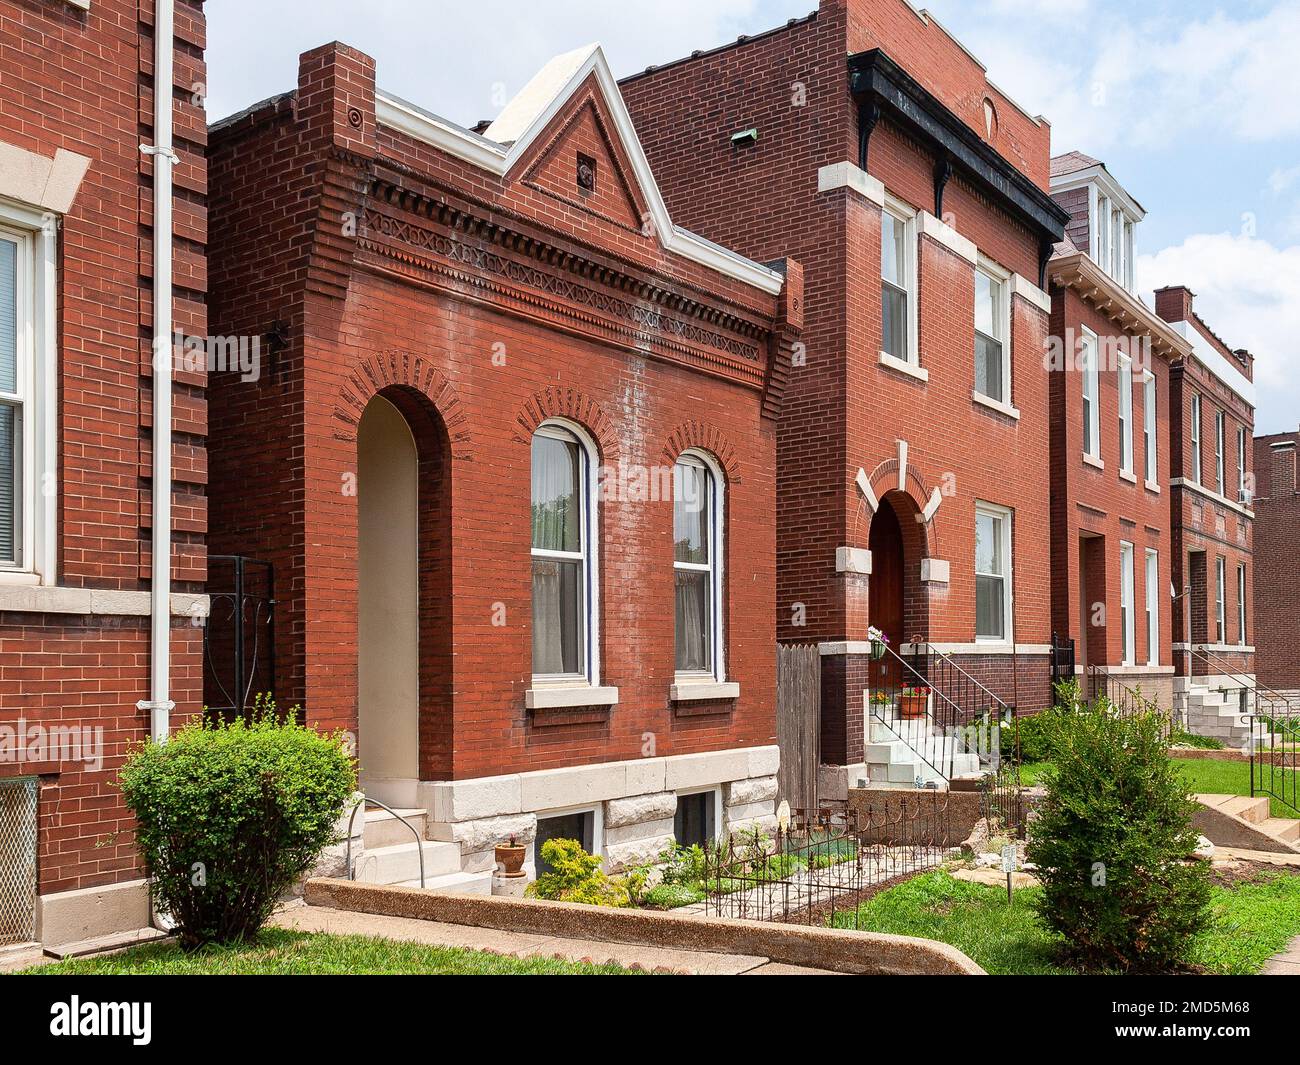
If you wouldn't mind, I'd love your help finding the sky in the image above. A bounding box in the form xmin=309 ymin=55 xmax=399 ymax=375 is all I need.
xmin=206 ymin=0 xmax=1300 ymax=434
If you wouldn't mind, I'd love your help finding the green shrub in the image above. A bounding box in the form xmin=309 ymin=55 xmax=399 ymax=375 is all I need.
xmin=657 ymin=842 xmax=706 ymax=886
xmin=118 ymin=697 xmax=356 ymax=950
xmin=1025 ymin=698 xmax=1211 ymax=973
xmin=643 ymin=883 xmax=705 ymax=909
xmin=1013 ymin=708 xmax=1063 ymax=764
xmin=525 ymin=839 xmax=631 ymax=907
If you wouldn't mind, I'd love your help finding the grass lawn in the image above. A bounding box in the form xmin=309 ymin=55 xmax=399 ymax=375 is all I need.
xmin=839 ymin=869 xmax=1300 ymax=974
xmin=17 ymin=927 xmax=642 ymax=976
xmin=1171 ymin=757 xmax=1300 ymax=818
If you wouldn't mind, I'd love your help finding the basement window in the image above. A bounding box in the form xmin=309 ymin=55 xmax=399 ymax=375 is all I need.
xmin=674 ymin=791 xmax=717 ymax=848
xmin=534 ymin=809 xmax=596 ymax=876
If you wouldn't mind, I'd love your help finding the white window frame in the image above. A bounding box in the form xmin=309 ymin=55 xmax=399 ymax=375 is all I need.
xmin=530 ymin=419 xmax=601 ymax=687
xmin=1145 ymin=548 xmax=1159 ymax=667
xmin=1081 ymin=327 xmax=1100 ymax=463
xmin=1237 ymin=425 xmax=1248 ymax=502
xmin=1117 ymin=352 xmax=1133 ymax=477
xmin=0 ymin=200 xmax=57 ymax=586
xmin=974 ymin=501 xmax=1013 ymax=646
xmin=1119 ymin=540 xmax=1135 ymax=667
xmin=673 ymin=787 xmax=724 ymax=846
xmin=1215 ymin=555 xmax=1226 ymax=645
xmin=1215 ymin=411 xmax=1225 ymax=495
xmin=1142 ymin=370 xmax=1157 ymax=485
xmin=1190 ymin=393 xmax=1202 ymax=486
xmin=879 ymin=193 xmax=919 ymax=373
xmin=1237 ymin=562 xmax=1247 ymax=646
xmin=673 ymin=449 xmax=726 ymax=684
xmin=974 ymin=255 xmax=1012 ymax=406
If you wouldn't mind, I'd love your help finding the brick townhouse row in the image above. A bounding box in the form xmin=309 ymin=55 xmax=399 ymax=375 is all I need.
xmin=0 ymin=0 xmax=1272 ymax=950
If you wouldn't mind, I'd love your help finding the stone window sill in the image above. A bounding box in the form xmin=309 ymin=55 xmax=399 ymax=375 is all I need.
xmin=525 ymin=685 xmax=620 ymax=710
xmin=971 ymin=391 xmax=1020 ymax=420
xmin=878 ymin=351 xmax=929 ymax=383
xmin=670 ymin=681 xmax=740 ymax=702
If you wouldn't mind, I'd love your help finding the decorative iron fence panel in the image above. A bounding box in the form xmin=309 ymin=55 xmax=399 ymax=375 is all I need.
xmin=701 ymin=801 xmax=953 ymax=929
xmin=203 ymin=556 xmax=276 ymax=718
xmin=0 ymin=778 xmax=38 ymax=945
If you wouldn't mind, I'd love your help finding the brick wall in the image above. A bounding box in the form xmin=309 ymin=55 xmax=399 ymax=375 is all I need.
xmin=1254 ymin=432 xmax=1300 ymax=689
xmin=0 ymin=0 xmax=207 ymax=895
xmin=622 ymin=0 xmax=1058 ymax=745
xmin=207 ymin=44 xmax=801 ymax=781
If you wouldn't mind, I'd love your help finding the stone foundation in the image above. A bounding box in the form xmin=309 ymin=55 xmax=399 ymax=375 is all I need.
xmin=420 ymin=745 xmax=779 ymax=874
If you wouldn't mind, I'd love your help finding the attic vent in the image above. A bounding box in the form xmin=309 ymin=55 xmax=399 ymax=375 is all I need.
xmin=577 ymin=153 xmax=597 ymax=195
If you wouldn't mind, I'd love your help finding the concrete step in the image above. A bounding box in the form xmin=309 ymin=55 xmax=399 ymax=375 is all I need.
xmin=363 ymin=807 xmax=428 ymax=849
xmin=354 ymin=840 xmax=461 ymax=884
xmin=1219 ymin=794 xmax=1270 ymax=824
xmin=396 ymin=870 xmax=493 ymax=895
xmin=1260 ymin=817 xmax=1300 ymax=843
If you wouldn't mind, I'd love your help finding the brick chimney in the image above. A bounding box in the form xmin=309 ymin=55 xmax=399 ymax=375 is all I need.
xmin=1154 ymin=285 xmax=1194 ymax=324
xmin=297 ymin=42 xmax=376 ymax=159
xmin=1271 ymin=437 xmax=1298 ymax=496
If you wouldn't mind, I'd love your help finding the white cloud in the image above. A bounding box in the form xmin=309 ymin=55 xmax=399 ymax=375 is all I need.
xmin=1138 ymin=233 xmax=1300 ymax=434
xmin=205 ymin=0 xmax=785 ymax=124
xmin=1268 ymin=164 xmax=1300 ymax=196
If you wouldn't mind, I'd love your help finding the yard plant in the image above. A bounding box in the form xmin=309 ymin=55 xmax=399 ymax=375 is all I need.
xmin=1025 ymin=696 xmax=1211 ymax=972
xmin=118 ymin=696 xmax=356 ymax=950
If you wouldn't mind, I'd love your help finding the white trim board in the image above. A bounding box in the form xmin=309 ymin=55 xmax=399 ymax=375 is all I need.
xmin=374 ymin=46 xmax=784 ymax=296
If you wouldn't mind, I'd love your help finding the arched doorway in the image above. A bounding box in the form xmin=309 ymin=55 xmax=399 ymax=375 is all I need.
xmin=869 ymin=497 xmax=906 ymax=690
xmin=357 ymin=395 xmax=420 ymax=807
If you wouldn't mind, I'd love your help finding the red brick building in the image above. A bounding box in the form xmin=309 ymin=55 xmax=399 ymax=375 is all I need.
xmin=622 ymin=0 xmax=1068 ymax=792
xmin=1152 ymin=286 xmax=1257 ymax=727
xmin=0 ymin=0 xmax=207 ymax=949
xmin=1047 ymin=152 xmax=1186 ymax=713
xmin=1253 ymin=429 xmax=1300 ymax=697
xmin=206 ymin=42 xmax=801 ymax=885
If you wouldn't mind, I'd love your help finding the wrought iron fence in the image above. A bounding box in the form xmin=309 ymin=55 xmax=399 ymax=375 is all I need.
xmin=981 ymin=756 xmax=1026 ymax=838
xmin=203 ymin=555 xmax=276 ymax=719
xmin=1251 ymin=714 xmax=1300 ymax=817
xmin=1086 ymin=665 xmax=1175 ymax=740
xmin=700 ymin=800 xmax=954 ymax=929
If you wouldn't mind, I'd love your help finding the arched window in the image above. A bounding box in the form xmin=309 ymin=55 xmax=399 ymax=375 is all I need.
xmin=673 ymin=451 xmax=723 ymax=679
xmin=531 ymin=422 xmax=593 ymax=680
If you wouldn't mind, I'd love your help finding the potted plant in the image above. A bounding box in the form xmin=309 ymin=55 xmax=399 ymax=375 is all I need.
xmin=867 ymin=625 xmax=889 ymax=661
xmin=494 ymin=834 xmax=527 ymax=877
xmin=869 ymin=689 xmax=892 ymax=710
xmin=899 ymin=685 xmax=930 ymax=720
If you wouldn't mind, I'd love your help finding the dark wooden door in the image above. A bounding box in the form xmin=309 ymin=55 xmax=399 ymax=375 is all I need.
xmin=869 ymin=502 xmax=905 ymax=690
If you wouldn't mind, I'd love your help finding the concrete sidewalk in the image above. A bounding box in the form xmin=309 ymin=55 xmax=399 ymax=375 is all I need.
xmin=270 ymin=902 xmax=840 ymax=974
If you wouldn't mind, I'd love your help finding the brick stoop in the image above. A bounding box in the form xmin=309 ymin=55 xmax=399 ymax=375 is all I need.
xmin=1193 ymin=794 xmax=1300 ymax=854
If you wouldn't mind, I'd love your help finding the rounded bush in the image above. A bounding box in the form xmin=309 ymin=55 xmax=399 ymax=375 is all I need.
xmin=118 ymin=702 xmax=356 ymax=949
xmin=1025 ymin=700 xmax=1210 ymax=972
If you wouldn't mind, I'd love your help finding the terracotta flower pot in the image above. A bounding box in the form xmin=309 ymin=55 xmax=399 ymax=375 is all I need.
xmin=494 ymin=843 xmax=527 ymax=877
xmin=899 ymin=693 xmax=928 ymax=720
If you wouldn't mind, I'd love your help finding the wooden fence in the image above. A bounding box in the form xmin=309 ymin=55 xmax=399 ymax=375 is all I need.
xmin=776 ymin=643 xmax=821 ymax=813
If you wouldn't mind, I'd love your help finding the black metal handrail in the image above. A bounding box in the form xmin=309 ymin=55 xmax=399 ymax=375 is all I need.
xmin=869 ymin=642 xmax=964 ymax=782
xmin=1184 ymin=644 xmax=1300 ymax=719
xmin=1250 ymin=716 xmax=1300 ymax=817
xmin=906 ymin=638 xmax=1012 ymax=723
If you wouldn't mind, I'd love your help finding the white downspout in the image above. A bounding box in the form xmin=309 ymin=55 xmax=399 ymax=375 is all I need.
xmin=139 ymin=0 xmax=178 ymax=742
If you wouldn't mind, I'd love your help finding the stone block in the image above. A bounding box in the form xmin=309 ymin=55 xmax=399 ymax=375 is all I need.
xmin=724 ymin=775 xmax=777 ymax=807
xmin=605 ymin=791 xmax=677 ymax=828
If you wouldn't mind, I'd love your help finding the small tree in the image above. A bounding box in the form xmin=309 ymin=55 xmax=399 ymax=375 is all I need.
xmin=119 ymin=698 xmax=356 ymax=949
xmin=525 ymin=839 xmax=631 ymax=907
xmin=1026 ymin=698 xmax=1210 ymax=972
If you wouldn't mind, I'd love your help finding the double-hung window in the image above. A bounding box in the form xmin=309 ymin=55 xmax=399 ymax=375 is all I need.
xmin=1215 ymin=556 xmax=1226 ymax=645
xmin=975 ymin=502 xmax=1012 ymax=644
xmin=531 ymin=423 xmax=593 ymax=681
xmin=1190 ymin=393 xmax=1202 ymax=485
xmin=1237 ymin=426 xmax=1249 ymax=502
xmin=1119 ymin=541 xmax=1135 ymax=666
xmin=1145 ymin=549 xmax=1159 ymax=666
xmin=1081 ymin=329 xmax=1100 ymax=461
xmin=1237 ymin=563 xmax=1247 ymax=646
xmin=0 ymin=227 xmax=25 ymax=569
xmin=673 ymin=453 xmax=722 ymax=679
xmin=880 ymin=198 xmax=917 ymax=367
xmin=1143 ymin=371 xmax=1157 ymax=484
xmin=1215 ymin=411 xmax=1226 ymax=495
xmin=974 ymin=258 xmax=1011 ymax=405
xmin=1118 ymin=353 xmax=1133 ymax=476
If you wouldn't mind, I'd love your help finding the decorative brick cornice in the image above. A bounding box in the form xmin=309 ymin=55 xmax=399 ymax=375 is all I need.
xmin=513 ymin=387 xmax=618 ymax=459
xmin=333 ymin=348 xmax=473 ymax=459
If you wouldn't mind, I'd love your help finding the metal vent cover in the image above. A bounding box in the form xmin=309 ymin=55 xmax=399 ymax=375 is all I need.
xmin=0 ymin=778 xmax=38 ymax=945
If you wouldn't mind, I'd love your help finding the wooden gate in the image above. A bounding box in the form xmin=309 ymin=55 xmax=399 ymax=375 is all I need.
xmin=776 ymin=644 xmax=821 ymax=812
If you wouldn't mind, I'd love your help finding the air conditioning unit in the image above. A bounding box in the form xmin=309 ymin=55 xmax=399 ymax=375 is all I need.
xmin=1239 ymin=488 xmax=1254 ymax=506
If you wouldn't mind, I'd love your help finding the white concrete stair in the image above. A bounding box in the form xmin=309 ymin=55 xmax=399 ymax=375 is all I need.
xmin=1185 ymin=686 xmax=1259 ymax=748
xmin=863 ymin=705 xmax=980 ymax=790
xmin=353 ymin=839 xmax=462 ymax=885
xmin=396 ymin=870 xmax=494 ymax=895
xmin=363 ymin=807 xmax=429 ymax=849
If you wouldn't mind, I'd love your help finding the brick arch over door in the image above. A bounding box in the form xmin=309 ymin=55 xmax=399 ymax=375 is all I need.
xmin=333 ymin=349 xmax=473 ymax=460
xmin=854 ymin=459 xmax=939 ymax=561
